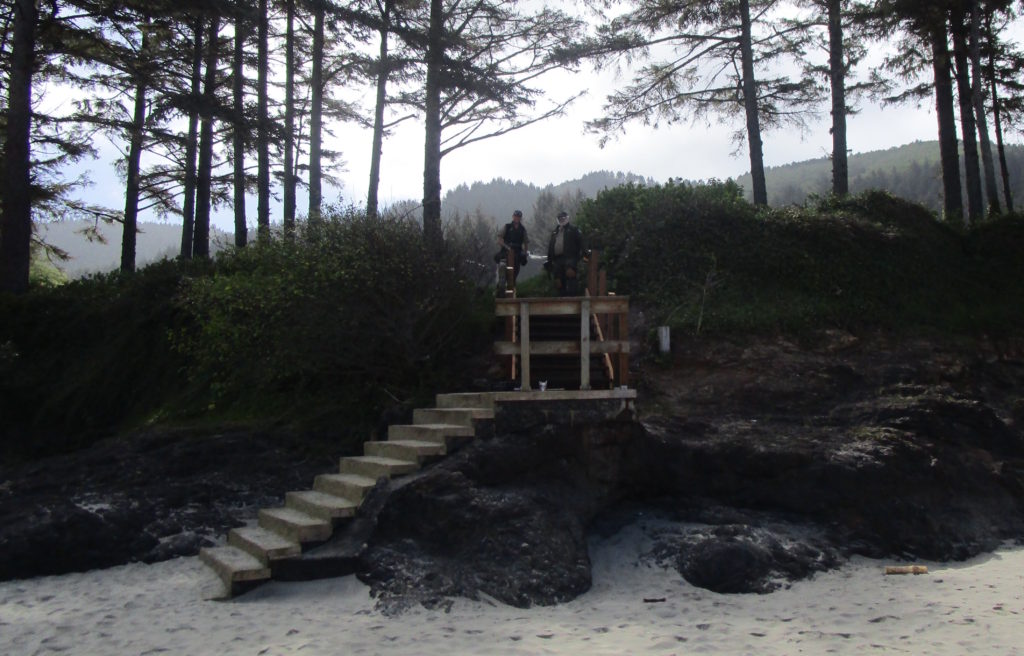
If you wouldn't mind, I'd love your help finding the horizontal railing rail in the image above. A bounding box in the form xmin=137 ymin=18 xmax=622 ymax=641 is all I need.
xmin=494 ymin=295 xmax=629 ymax=391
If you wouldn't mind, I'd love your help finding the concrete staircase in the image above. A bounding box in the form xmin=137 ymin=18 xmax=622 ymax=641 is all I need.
xmin=199 ymin=392 xmax=495 ymax=597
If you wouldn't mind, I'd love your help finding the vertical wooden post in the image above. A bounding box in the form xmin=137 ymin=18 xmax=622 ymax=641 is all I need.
xmin=520 ymin=301 xmax=531 ymax=390
xmin=617 ymin=310 xmax=629 ymax=387
xmin=580 ymin=297 xmax=591 ymax=390
xmin=586 ymin=250 xmax=599 ymax=296
xmin=504 ymin=301 xmax=516 ymax=381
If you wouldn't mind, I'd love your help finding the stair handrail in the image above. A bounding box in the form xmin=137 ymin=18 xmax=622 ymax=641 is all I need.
xmin=585 ymin=289 xmax=616 ymax=385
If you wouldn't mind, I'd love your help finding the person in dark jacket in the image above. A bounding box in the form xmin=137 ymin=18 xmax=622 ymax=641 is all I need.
xmin=496 ymin=209 xmax=529 ymax=286
xmin=546 ymin=210 xmax=583 ymax=296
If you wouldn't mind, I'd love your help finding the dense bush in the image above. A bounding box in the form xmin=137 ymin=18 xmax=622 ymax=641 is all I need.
xmin=0 ymin=259 xmax=200 ymax=457
xmin=0 ymin=209 xmax=493 ymax=459
xmin=173 ymin=210 xmax=492 ymax=418
xmin=577 ymin=183 xmax=1024 ymax=335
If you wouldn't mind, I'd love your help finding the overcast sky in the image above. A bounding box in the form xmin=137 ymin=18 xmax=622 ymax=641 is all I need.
xmin=341 ymin=75 xmax=943 ymax=210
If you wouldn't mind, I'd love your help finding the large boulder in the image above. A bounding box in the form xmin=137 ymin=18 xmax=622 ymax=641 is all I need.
xmin=357 ymin=421 xmax=643 ymax=611
xmin=647 ymin=522 xmax=840 ymax=594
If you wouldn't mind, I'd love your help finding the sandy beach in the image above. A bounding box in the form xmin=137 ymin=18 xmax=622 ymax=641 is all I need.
xmin=2 ymin=519 xmax=1022 ymax=655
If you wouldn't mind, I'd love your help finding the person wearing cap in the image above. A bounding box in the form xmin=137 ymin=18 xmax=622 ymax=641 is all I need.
xmin=546 ymin=210 xmax=583 ymax=296
xmin=496 ymin=209 xmax=530 ymax=286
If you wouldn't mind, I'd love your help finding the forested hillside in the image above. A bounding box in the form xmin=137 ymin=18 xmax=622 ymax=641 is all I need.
xmin=737 ymin=141 xmax=1024 ymax=211
xmin=442 ymin=171 xmax=654 ymax=223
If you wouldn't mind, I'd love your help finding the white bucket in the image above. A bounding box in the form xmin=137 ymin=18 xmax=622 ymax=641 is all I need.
xmin=657 ymin=326 xmax=670 ymax=354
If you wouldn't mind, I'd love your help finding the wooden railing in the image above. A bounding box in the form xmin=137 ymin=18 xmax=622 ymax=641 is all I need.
xmin=494 ymin=295 xmax=630 ymax=391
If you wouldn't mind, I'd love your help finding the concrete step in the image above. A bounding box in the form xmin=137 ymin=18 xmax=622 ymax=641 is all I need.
xmin=338 ymin=455 xmax=420 ymax=479
xmin=200 ymin=545 xmax=270 ymax=595
xmin=435 ymin=392 xmax=494 ymax=409
xmin=364 ymin=439 xmax=446 ymax=463
xmin=258 ymin=506 xmax=333 ymax=544
xmin=387 ymin=423 xmax=475 ymax=444
xmin=228 ymin=525 xmax=302 ymax=565
xmin=285 ymin=489 xmax=359 ymax=522
xmin=313 ymin=472 xmax=377 ymax=501
xmin=412 ymin=406 xmax=494 ymax=426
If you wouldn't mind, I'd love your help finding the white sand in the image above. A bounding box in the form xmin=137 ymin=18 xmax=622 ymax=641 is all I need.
xmin=2 ymin=520 xmax=1022 ymax=655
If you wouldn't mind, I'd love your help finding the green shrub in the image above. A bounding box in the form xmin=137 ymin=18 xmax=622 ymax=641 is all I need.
xmin=0 ymin=258 xmax=198 ymax=457
xmin=577 ymin=184 xmax=1024 ymax=336
xmin=1 ymin=208 xmax=493 ymax=458
xmin=173 ymin=208 xmax=492 ymax=422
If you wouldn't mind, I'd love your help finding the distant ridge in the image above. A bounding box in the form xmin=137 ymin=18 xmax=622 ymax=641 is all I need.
xmin=39 ymin=221 xmax=231 ymax=279
xmin=736 ymin=140 xmax=1024 ymax=210
xmin=442 ymin=170 xmax=655 ymax=222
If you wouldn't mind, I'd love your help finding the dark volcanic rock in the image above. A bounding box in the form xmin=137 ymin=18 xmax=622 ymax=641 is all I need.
xmin=356 ymin=422 xmax=643 ymax=612
xmin=0 ymin=428 xmax=335 ymax=581
xmin=634 ymin=334 xmax=1024 ymax=562
xmin=645 ymin=521 xmax=840 ymax=594
xmin=5 ymin=332 xmax=1024 ymax=609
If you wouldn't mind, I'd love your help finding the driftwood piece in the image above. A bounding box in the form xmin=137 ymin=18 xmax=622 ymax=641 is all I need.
xmin=884 ymin=565 xmax=929 ymax=575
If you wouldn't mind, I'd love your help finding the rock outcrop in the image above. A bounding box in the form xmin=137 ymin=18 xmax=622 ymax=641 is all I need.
xmin=2 ymin=332 xmax=1023 ymax=610
xmin=0 ymin=428 xmax=335 ymax=581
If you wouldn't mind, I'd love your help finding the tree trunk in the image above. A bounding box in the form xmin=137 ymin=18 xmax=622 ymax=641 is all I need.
xmin=367 ymin=0 xmax=392 ymax=219
xmin=739 ymin=0 xmax=767 ymax=206
xmin=232 ymin=17 xmax=248 ymax=247
xmin=282 ymin=0 xmax=296 ymax=234
xmin=180 ymin=19 xmax=203 ymax=259
xmin=986 ymin=11 xmax=1013 ymax=212
xmin=194 ymin=15 xmax=220 ymax=259
xmin=931 ymin=25 xmax=963 ymax=225
xmin=422 ymin=0 xmax=445 ymax=246
xmin=827 ymin=0 xmax=848 ymax=197
xmin=951 ymin=18 xmax=982 ymax=223
xmin=308 ymin=3 xmax=324 ymax=223
xmin=121 ymin=30 xmax=149 ymax=274
xmin=968 ymin=0 xmax=999 ymax=214
xmin=0 ymin=0 xmax=36 ymax=294
xmin=257 ymin=0 xmax=271 ymax=241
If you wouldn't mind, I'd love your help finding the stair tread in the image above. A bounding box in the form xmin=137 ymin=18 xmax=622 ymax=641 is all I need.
xmin=345 ymin=455 xmax=416 ymax=465
xmin=375 ymin=438 xmax=443 ymax=447
xmin=229 ymin=526 xmax=300 ymax=556
xmin=260 ymin=506 xmax=329 ymax=527
xmin=200 ymin=546 xmax=270 ymax=582
xmin=288 ymin=489 xmax=359 ymax=509
xmin=389 ymin=424 xmax=475 ymax=438
xmin=317 ymin=472 xmax=376 ymax=485
xmin=314 ymin=472 xmax=378 ymax=496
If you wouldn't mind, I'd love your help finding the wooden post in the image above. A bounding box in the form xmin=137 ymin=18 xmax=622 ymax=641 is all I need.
xmin=580 ymin=297 xmax=591 ymax=390
xmin=519 ymin=301 xmax=531 ymax=390
xmin=617 ymin=310 xmax=629 ymax=387
xmin=587 ymin=250 xmax=600 ymax=297
xmin=505 ymin=301 xmax=516 ymax=381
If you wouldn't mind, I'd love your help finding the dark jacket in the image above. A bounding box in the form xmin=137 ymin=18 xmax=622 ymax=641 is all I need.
xmin=547 ymin=222 xmax=582 ymax=262
xmin=502 ymin=222 xmax=528 ymax=251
